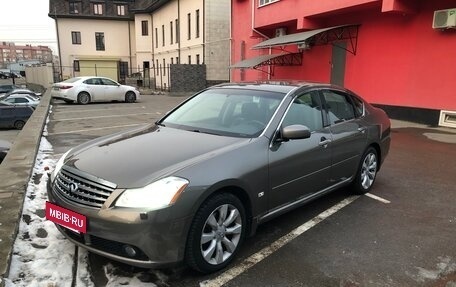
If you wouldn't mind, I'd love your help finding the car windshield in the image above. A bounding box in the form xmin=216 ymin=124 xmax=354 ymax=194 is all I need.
xmin=161 ymin=88 xmax=284 ymax=138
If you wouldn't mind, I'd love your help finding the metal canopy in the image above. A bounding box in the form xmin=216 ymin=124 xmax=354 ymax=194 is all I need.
xmin=252 ymin=24 xmax=360 ymax=55
xmin=230 ymin=53 xmax=302 ymax=75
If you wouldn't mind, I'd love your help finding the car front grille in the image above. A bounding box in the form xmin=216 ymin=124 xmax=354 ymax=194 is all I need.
xmin=53 ymin=166 xmax=117 ymax=208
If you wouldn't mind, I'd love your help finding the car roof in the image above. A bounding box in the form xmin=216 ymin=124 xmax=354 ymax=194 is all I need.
xmin=211 ymin=81 xmax=346 ymax=94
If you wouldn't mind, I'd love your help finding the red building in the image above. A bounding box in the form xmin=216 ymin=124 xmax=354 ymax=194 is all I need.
xmin=230 ymin=0 xmax=456 ymax=126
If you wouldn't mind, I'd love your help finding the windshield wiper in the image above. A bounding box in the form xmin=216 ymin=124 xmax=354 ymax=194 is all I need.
xmin=190 ymin=129 xmax=219 ymax=136
xmin=155 ymin=121 xmax=165 ymax=127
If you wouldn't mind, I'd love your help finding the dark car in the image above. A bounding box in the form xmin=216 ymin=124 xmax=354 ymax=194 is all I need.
xmin=0 ymin=102 xmax=34 ymax=129
xmin=0 ymin=84 xmax=21 ymax=94
xmin=0 ymin=71 xmax=11 ymax=79
xmin=46 ymin=82 xmax=391 ymax=273
xmin=0 ymin=140 xmax=11 ymax=164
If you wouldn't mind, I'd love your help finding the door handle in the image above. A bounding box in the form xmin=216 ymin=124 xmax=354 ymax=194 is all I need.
xmin=319 ymin=137 xmax=332 ymax=147
xmin=358 ymin=127 xmax=367 ymax=133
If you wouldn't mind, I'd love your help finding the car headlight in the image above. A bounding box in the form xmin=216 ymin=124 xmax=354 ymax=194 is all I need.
xmin=50 ymin=150 xmax=70 ymax=183
xmin=115 ymin=176 xmax=189 ymax=209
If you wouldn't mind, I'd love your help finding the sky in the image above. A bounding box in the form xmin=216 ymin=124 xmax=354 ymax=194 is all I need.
xmin=0 ymin=0 xmax=58 ymax=54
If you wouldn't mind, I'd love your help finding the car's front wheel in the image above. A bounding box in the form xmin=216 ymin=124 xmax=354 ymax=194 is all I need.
xmin=352 ymin=147 xmax=378 ymax=194
xmin=186 ymin=193 xmax=246 ymax=273
xmin=125 ymin=91 xmax=136 ymax=103
xmin=77 ymin=92 xmax=91 ymax=105
xmin=14 ymin=120 xmax=25 ymax=130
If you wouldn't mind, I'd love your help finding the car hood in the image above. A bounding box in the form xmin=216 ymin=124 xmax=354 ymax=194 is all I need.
xmin=64 ymin=125 xmax=249 ymax=188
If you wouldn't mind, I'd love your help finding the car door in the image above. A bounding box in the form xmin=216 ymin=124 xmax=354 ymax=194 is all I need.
xmin=100 ymin=78 xmax=123 ymax=100
xmin=321 ymin=89 xmax=368 ymax=184
xmin=0 ymin=106 xmax=15 ymax=128
xmin=268 ymin=91 xmax=332 ymax=209
xmin=83 ymin=78 xmax=103 ymax=101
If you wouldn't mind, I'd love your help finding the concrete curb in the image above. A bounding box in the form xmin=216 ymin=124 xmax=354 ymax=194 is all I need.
xmin=0 ymin=89 xmax=51 ymax=286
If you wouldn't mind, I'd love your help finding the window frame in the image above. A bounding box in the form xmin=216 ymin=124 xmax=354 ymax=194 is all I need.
xmin=259 ymin=0 xmax=280 ymax=7
xmin=162 ymin=25 xmax=165 ymax=46
xmin=71 ymin=31 xmax=81 ymax=45
xmin=175 ymin=19 xmax=179 ymax=43
xmin=142 ymin=20 xmax=149 ymax=36
xmin=196 ymin=9 xmax=200 ymax=38
xmin=69 ymin=2 xmax=81 ymax=14
xmin=170 ymin=21 xmax=173 ymax=44
xmin=93 ymin=3 xmax=103 ymax=15
xmin=95 ymin=32 xmax=105 ymax=51
xmin=73 ymin=60 xmax=80 ymax=72
xmin=187 ymin=13 xmax=191 ymax=40
xmin=116 ymin=4 xmax=126 ymax=16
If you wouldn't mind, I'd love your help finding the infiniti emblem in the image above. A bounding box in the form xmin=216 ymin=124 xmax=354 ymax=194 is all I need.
xmin=69 ymin=182 xmax=79 ymax=193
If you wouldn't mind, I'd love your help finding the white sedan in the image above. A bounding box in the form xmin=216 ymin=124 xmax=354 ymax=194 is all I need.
xmin=51 ymin=76 xmax=140 ymax=104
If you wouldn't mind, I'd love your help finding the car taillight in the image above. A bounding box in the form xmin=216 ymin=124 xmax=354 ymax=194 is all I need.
xmin=59 ymin=85 xmax=73 ymax=89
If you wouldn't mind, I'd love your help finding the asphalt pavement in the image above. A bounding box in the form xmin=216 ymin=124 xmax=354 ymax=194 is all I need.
xmin=1 ymin=90 xmax=456 ymax=287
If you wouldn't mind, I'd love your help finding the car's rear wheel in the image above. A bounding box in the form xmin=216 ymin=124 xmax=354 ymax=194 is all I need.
xmin=352 ymin=147 xmax=378 ymax=194
xmin=77 ymin=92 xmax=91 ymax=105
xmin=14 ymin=120 xmax=25 ymax=130
xmin=186 ymin=193 xmax=246 ymax=273
xmin=125 ymin=91 xmax=136 ymax=103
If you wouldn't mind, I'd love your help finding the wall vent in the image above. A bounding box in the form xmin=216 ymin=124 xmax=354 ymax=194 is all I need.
xmin=439 ymin=110 xmax=456 ymax=128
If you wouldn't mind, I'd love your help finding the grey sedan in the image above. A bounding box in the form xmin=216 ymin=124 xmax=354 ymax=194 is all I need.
xmin=46 ymin=82 xmax=390 ymax=273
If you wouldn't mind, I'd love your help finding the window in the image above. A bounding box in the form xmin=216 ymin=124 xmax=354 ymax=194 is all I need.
xmin=196 ymin=10 xmax=200 ymax=38
xmin=117 ymin=5 xmax=126 ymax=16
xmin=170 ymin=21 xmax=173 ymax=44
xmin=171 ymin=58 xmax=174 ymax=64
xmin=187 ymin=13 xmax=191 ymax=40
xmin=93 ymin=3 xmax=103 ymax=15
xmin=95 ymin=32 xmax=105 ymax=51
xmin=196 ymin=54 xmax=200 ymax=65
xmin=71 ymin=31 xmax=81 ymax=45
xmin=142 ymin=20 xmax=148 ymax=36
xmin=322 ymin=90 xmax=357 ymax=124
xmin=155 ymin=28 xmax=158 ymax=48
xmin=188 ymin=55 xmax=191 ymax=64
xmin=156 ymin=59 xmax=159 ymax=74
xmin=259 ymin=0 xmax=279 ymax=6
xmin=282 ymin=92 xmax=323 ymax=131
xmin=176 ymin=56 xmax=179 ymax=64
xmin=175 ymin=19 xmax=179 ymax=43
xmin=73 ymin=60 xmax=80 ymax=72
xmin=163 ymin=59 xmax=166 ymax=76
xmin=162 ymin=25 xmax=165 ymax=46
xmin=69 ymin=2 xmax=80 ymax=14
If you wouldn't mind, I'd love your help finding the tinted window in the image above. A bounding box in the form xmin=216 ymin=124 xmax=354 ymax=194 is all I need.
xmin=282 ymin=92 xmax=323 ymax=131
xmin=322 ymin=90 xmax=356 ymax=124
xmin=100 ymin=78 xmax=118 ymax=86
xmin=84 ymin=78 xmax=102 ymax=85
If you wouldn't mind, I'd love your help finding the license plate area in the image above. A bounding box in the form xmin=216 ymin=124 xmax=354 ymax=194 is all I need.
xmin=46 ymin=201 xmax=87 ymax=233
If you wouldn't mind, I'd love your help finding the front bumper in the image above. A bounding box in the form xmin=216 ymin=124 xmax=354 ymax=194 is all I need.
xmin=46 ymin=178 xmax=193 ymax=268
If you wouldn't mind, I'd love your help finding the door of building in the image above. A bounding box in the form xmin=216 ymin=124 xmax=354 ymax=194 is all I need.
xmin=330 ymin=42 xmax=347 ymax=87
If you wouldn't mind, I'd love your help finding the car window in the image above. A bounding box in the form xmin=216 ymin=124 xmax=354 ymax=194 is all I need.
xmin=322 ymin=90 xmax=356 ymax=124
xmin=351 ymin=96 xmax=364 ymax=117
xmin=4 ymin=98 xmax=14 ymax=104
xmin=100 ymin=78 xmax=118 ymax=86
xmin=84 ymin=78 xmax=102 ymax=85
xmin=282 ymin=92 xmax=323 ymax=131
xmin=16 ymin=98 xmax=28 ymax=103
xmin=162 ymin=88 xmax=283 ymax=137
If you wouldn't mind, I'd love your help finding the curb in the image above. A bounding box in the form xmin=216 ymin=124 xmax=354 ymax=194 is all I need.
xmin=0 ymin=89 xmax=51 ymax=286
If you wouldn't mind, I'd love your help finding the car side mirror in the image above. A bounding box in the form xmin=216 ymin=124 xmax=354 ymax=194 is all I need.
xmin=281 ymin=124 xmax=311 ymax=141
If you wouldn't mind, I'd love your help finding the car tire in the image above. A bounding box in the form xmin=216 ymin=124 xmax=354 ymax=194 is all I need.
xmin=14 ymin=120 xmax=25 ymax=130
xmin=351 ymin=147 xmax=378 ymax=195
xmin=77 ymin=92 xmax=91 ymax=105
xmin=186 ymin=193 xmax=247 ymax=273
xmin=125 ymin=91 xmax=136 ymax=103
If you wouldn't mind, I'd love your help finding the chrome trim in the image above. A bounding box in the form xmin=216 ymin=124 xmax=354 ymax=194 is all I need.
xmin=261 ymin=177 xmax=353 ymax=222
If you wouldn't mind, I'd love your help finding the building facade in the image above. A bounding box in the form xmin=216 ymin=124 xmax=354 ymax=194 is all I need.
xmin=133 ymin=0 xmax=230 ymax=89
xmin=231 ymin=0 xmax=456 ymax=126
xmin=0 ymin=42 xmax=53 ymax=69
xmin=49 ymin=0 xmax=230 ymax=90
xmin=49 ymin=0 xmax=137 ymax=81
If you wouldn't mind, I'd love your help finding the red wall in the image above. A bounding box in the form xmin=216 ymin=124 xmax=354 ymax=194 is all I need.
xmin=231 ymin=0 xmax=456 ymax=110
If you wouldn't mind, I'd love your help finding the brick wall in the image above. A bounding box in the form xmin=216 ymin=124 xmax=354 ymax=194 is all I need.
xmin=170 ymin=64 xmax=206 ymax=93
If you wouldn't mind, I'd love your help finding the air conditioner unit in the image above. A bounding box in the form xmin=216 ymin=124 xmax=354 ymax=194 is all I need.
xmin=297 ymin=42 xmax=311 ymax=50
xmin=432 ymin=8 xmax=456 ymax=29
xmin=275 ymin=28 xmax=286 ymax=38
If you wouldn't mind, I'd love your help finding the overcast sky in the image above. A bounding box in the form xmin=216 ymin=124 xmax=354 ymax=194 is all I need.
xmin=0 ymin=0 xmax=58 ymax=53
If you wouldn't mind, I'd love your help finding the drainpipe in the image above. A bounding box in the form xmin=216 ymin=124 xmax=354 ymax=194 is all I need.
xmin=128 ymin=20 xmax=132 ymax=76
xmin=178 ymin=0 xmax=181 ymax=62
xmin=251 ymin=0 xmax=271 ymax=80
xmin=54 ymin=7 xmax=63 ymax=81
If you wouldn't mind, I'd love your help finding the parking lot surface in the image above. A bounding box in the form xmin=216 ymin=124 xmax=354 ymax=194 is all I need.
xmin=40 ymin=96 xmax=456 ymax=286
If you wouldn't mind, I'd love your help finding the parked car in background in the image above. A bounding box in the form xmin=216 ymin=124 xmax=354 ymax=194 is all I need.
xmin=47 ymin=81 xmax=391 ymax=273
xmin=0 ymin=102 xmax=34 ymax=129
xmin=0 ymin=71 xmax=11 ymax=79
xmin=0 ymin=84 xmax=21 ymax=94
xmin=1 ymin=94 xmax=40 ymax=109
xmin=51 ymin=76 xmax=140 ymax=104
xmin=0 ymin=89 xmax=42 ymax=101
xmin=0 ymin=140 xmax=11 ymax=164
